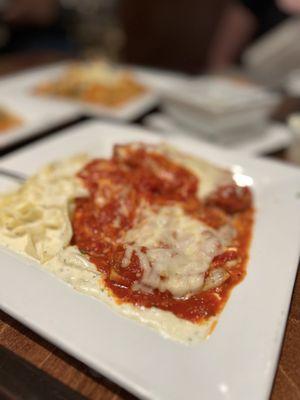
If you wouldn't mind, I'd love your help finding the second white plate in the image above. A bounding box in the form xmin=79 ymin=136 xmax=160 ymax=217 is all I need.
xmin=0 ymin=63 xmax=158 ymax=122
xmin=0 ymin=91 xmax=80 ymax=149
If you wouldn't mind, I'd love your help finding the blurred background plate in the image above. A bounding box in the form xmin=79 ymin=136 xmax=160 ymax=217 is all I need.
xmin=0 ymin=90 xmax=80 ymax=149
xmin=0 ymin=62 xmax=159 ymax=121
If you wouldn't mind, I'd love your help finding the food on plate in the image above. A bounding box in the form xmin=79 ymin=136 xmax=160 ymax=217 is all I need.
xmin=35 ymin=60 xmax=146 ymax=108
xmin=0 ymin=143 xmax=254 ymax=343
xmin=0 ymin=107 xmax=21 ymax=132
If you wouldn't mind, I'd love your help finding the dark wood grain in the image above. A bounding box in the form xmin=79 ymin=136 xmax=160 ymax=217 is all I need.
xmin=270 ymin=269 xmax=300 ymax=400
xmin=0 ymin=52 xmax=299 ymax=400
xmin=0 ymin=346 xmax=87 ymax=400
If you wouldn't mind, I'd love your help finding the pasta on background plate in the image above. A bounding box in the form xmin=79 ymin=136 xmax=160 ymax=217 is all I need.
xmin=35 ymin=60 xmax=146 ymax=108
xmin=0 ymin=107 xmax=21 ymax=133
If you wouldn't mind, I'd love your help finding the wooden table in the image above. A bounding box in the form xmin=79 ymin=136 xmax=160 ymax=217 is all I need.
xmin=0 ymin=53 xmax=299 ymax=400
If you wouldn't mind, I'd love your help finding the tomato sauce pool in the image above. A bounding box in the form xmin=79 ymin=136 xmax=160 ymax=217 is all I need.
xmin=72 ymin=145 xmax=253 ymax=323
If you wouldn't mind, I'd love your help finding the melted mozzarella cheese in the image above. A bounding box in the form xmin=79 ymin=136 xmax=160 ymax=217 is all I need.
xmin=123 ymin=205 xmax=234 ymax=298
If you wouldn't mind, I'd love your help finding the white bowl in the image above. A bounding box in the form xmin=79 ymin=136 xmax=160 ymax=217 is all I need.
xmin=161 ymin=76 xmax=280 ymax=141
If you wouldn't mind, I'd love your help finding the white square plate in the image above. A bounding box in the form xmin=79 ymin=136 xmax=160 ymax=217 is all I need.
xmin=0 ymin=63 xmax=158 ymax=122
xmin=0 ymin=90 xmax=80 ymax=149
xmin=0 ymin=121 xmax=300 ymax=400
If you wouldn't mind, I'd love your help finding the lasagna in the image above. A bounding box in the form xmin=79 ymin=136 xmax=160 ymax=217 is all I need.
xmin=0 ymin=143 xmax=254 ymax=343
xmin=0 ymin=107 xmax=21 ymax=133
xmin=35 ymin=61 xmax=146 ymax=108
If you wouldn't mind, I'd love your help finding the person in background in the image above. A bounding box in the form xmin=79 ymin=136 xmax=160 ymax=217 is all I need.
xmin=0 ymin=0 xmax=74 ymax=54
xmin=207 ymin=0 xmax=300 ymax=71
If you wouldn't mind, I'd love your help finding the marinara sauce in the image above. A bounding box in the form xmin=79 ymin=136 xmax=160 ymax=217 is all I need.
xmin=72 ymin=145 xmax=253 ymax=323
